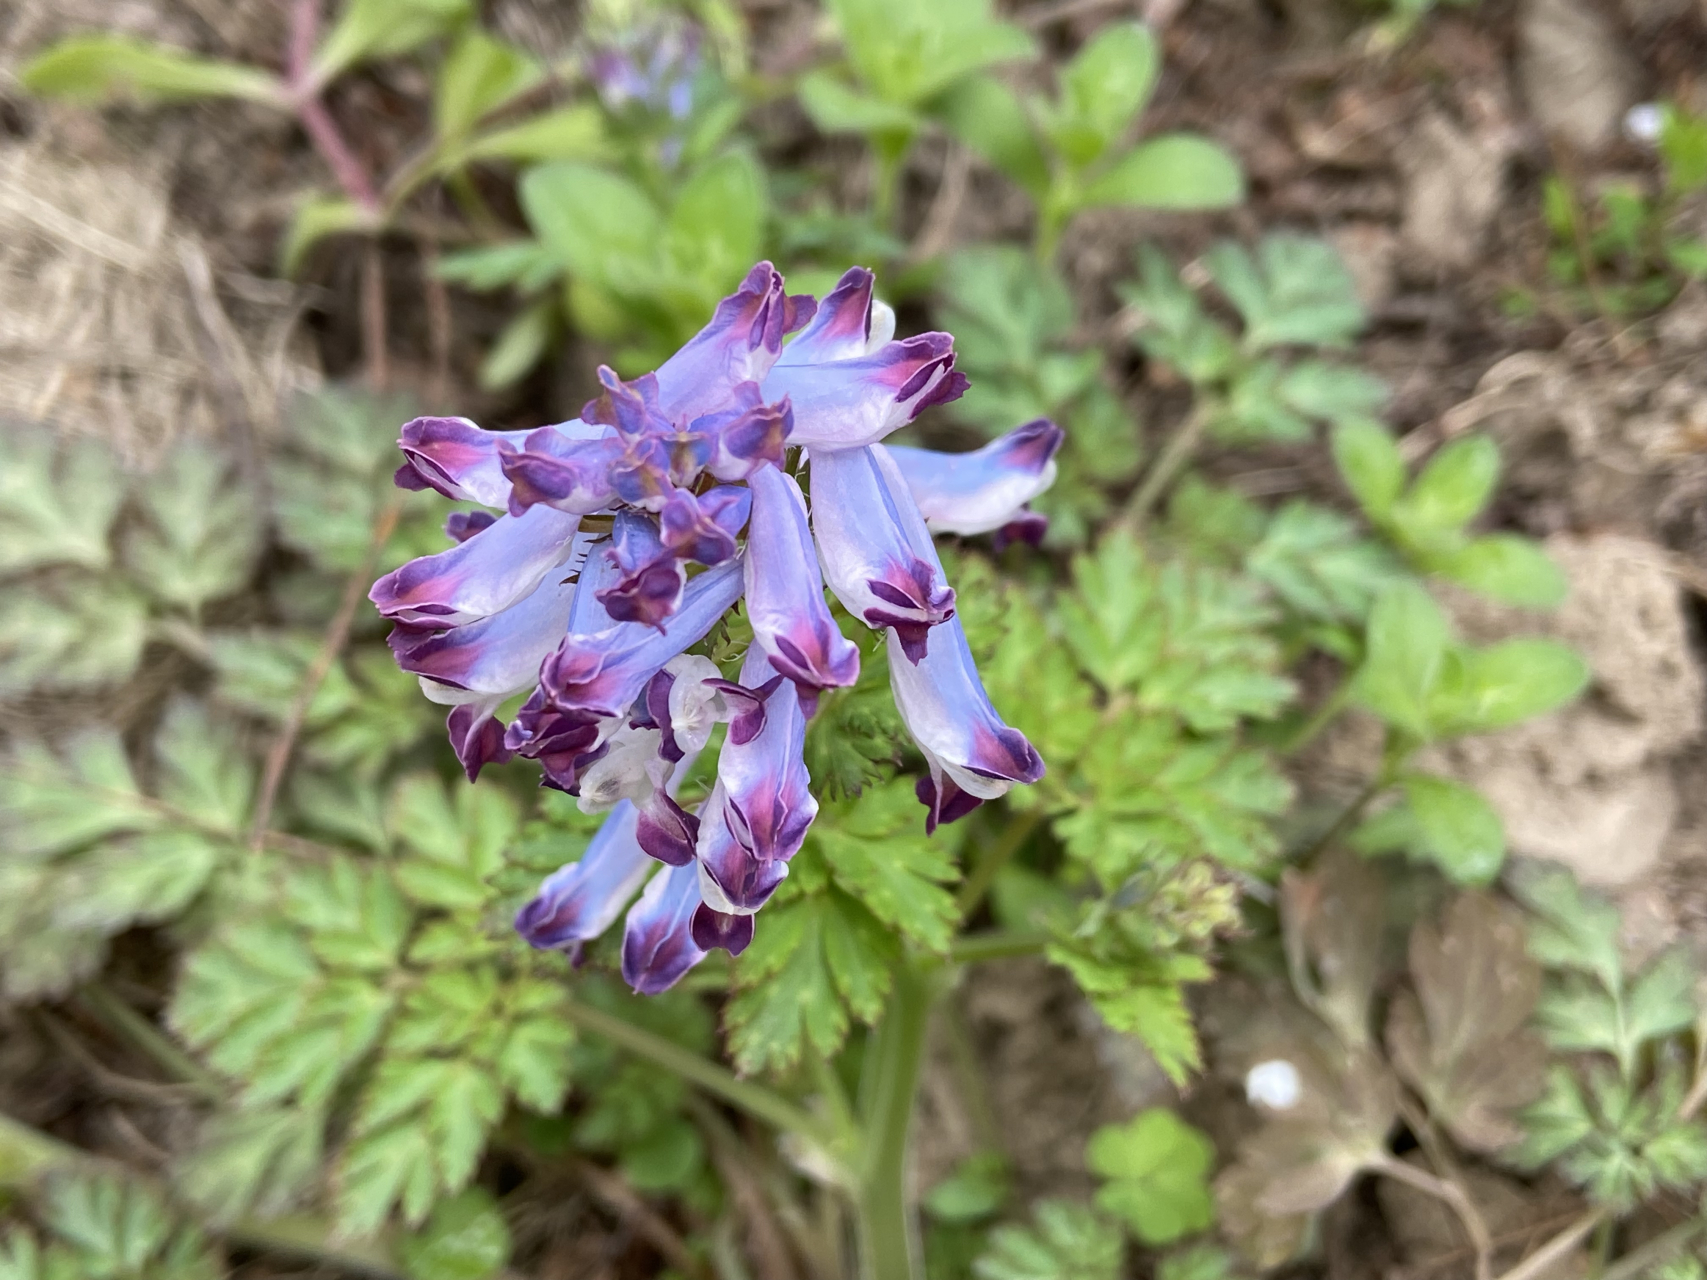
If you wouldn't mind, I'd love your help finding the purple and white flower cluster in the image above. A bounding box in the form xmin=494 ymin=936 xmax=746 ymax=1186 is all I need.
xmin=371 ymin=263 xmax=1059 ymax=994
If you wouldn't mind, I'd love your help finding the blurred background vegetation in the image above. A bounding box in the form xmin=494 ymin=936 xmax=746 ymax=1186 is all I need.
xmin=0 ymin=0 xmax=1705 ymax=1277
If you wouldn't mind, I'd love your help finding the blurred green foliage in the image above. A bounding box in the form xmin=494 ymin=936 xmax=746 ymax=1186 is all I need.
xmin=8 ymin=2 xmax=1692 ymax=1279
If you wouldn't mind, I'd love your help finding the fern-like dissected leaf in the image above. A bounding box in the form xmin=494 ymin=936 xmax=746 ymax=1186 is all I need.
xmin=124 ymin=444 xmax=262 ymax=613
xmin=725 ymin=843 xmax=901 ymax=1074
xmin=973 ymin=1200 xmax=1124 ymax=1280
xmin=0 ymin=430 xmax=125 ymax=575
xmin=0 ymin=709 xmax=244 ymax=999
xmin=169 ymin=773 xmax=570 ymax=1234
xmin=1061 ymin=532 xmax=1293 ymax=730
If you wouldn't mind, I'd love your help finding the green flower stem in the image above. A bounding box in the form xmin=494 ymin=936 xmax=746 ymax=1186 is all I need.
xmin=1120 ymin=400 xmax=1214 ymax=532
xmin=0 ymin=1111 xmax=82 ymax=1187
xmin=854 ymin=961 xmax=938 ymax=1280
xmin=557 ymin=995 xmax=831 ymax=1148
xmin=77 ymin=982 xmax=221 ymax=1099
xmin=1600 ymin=1219 xmax=1703 ymax=1280
xmin=1278 ymin=680 xmax=1354 ymax=757
xmin=949 ymin=930 xmax=1050 ymax=964
xmin=870 ymin=131 xmax=913 ymax=230
xmin=956 ymin=809 xmax=1043 ymax=918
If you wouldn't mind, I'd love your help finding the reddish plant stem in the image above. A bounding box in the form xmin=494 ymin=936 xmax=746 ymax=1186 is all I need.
xmin=286 ymin=0 xmax=380 ymax=213
xmin=362 ymin=244 xmax=389 ymax=390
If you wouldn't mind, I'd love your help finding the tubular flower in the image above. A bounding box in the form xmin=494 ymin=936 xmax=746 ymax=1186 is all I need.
xmin=371 ymin=262 xmax=1053 ymax=993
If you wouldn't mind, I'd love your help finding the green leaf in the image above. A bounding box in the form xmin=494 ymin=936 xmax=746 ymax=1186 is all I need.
xmin=1331 ymin=419 xmax=1406 ymax=521
xmin=809 ymin=781 xmax=959 ymax=952
xmin=520 ymin=161 xmax=660 ymax=292
xmin=1511 ymin=862 xmax=1628 ymax=996
xmin=457 ymin=105 xmax=608 ymax=165
xmin=726 ymin=878 xmax=897 ymax=1074
xmin=667 ymin=150 xmax=767 ymax=291
xmin=0 ymin=429 xmax=124 ymax=573
xmin=1245 ymin=501 xmax=1398 ymax=623
xmin=0 ymin=730 xmax=158 ymax=858
xmin=1207 ymin=235 xmax=1364 ymax=349
xmin=1122 ymin=245 xmax=1238 ymax=386
xmin=390 ymin=772 xmax=517 ymax=910
xmin=1660 ymin=103 xmax=1707 ymax=194
xmin=280 ymin=195 xmax=374 ymax=276
xmin=1087 ymin=1109 xmax=1216 ymax=1245
xmin=478 ymin=299 xmax=555 ymax=391
xmin=931 ymin=74 xmax=1049 ymax=198
xmin=125 ymin=442 xmax=262 ymax=612
xmin=434 ymin=242 xmax=560 ymax=292
xmin=1432 ymin=535 xmax=1568 ymax=609
xmin=828 ymin=0 xmax=1036 ymax=108
xmin=1062 ymin=531 xmax=1292 ymax=728
xmin=1350 ymin=582 xmax=1449 ymax=738
xmin=1400 ymin=775 xmax=1505 ymax=884
xmin=1054 ymin=953 xmax=1204 ymax=1083
xmin=619 ymin=1118 xmax=704 ymax=1192
xmin=313 ymin=0 xmax=473 ymax=82
xmin=175 ymin=1104 xmax=325 ymax=1225
xmin=1060 ymin=25 xmax=1159 ymax=160
xmin=397 ymin=1188 xmax=510 ymax=1280
xmin=434 ymin=30 xmax=540 ymax=140
xmin=20 ymin=36 xmax=281 ymax=104
xmin=1057 ymin=716 xmax=1292 ymax=884
xmin=1425 ymin=639 xmax=1589 ymax=737
xmin=925 ymin=1153 xmax=1011 ymax=1224
xmin=1399 ymin=435 xmax=1499 ymax=534
xmin=58 ymin=828 xmax=223 ymax=934
xmin=39 ymin=1173 xmax=212 ymax=1278
xmin=0 ymin=581 xmax=150 ymax=695
xmin=1079 ymin=134 xmax=1243 ymax=211
xmin=798 ymin=69 xmax=922 ymax=136
xmin=1276 ymin=361 xmax=1387 ymax=425
xmin=1623 ymin=948 xmax=1700 ymax=1050
xmin=974 ymin=1200 xmax=1123 ymax=1280
xmin=1157 ymin=1245 xmax=1246 ymax=1280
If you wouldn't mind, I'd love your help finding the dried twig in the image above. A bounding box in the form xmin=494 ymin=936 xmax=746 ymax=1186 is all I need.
xmin=686 ymin=1097 xmax=801 ymax=1280
xmin=569 ymin=1157 xmax=709 ymax=1279
xmin=909 ymin=143 xmax=974 ymax=266
xmin=1373 ymin=1155 xmax=1494 ymax=1280
xmin=362 ymin=244 xmax=389 ymax=391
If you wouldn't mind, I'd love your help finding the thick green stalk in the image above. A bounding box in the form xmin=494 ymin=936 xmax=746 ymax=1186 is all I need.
xmin=854 ymin=962 xmax=937 ymax=1280
xmin=558 ymin=996 xmax=831 ymax=1148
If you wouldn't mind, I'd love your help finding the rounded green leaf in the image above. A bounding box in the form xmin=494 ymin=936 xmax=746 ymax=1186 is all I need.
xmin=1434 ymin=535 xmax=1569 ymax=610
xmin=1351 ymin=582 xmax=1451 ymax=737
xmin=519 ymin=162 xmax=660 ymax=288
xmin=1428 ymin=638 xmax=1590 ymax=736
xmin=1404 ymin=435 xmax=1499 ymax=533
xmin=619 ymin=1118 xmax=703 ymax=1192
xmin=932 ymin=74 xmax=1049 ymax=198
xmin=397 ymin=1189 xmax=510 ymax=1280
xmin=1401 ymin=775 xmax=1505 ymax=884
xmin=1052 ymin=23 xmax=1159 ymax=166
xmin=1087 ymin=1110 xmax=1215 ymax=1245
xmin=1331 ymin=421 xmax=1405 ymax=521
xmin=798 ymin=69 xmax=922 ymax=137
xmin=20 ymin=36 xmax=283 ymax=105
xmin=1079 ymin=134 xmax=1244 ymax=211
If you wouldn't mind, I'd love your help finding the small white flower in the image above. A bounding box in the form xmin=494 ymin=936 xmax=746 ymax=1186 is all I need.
xmin=1245 ymin=1058 xmax=1302 ymax=1110
xmin=664 ymin=653 xmax=728 ymax=756
xmin=1625 ymin=103 xmax=1664 ymax=145
xmin=577 ymin=725 xmax=663 ymax=813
